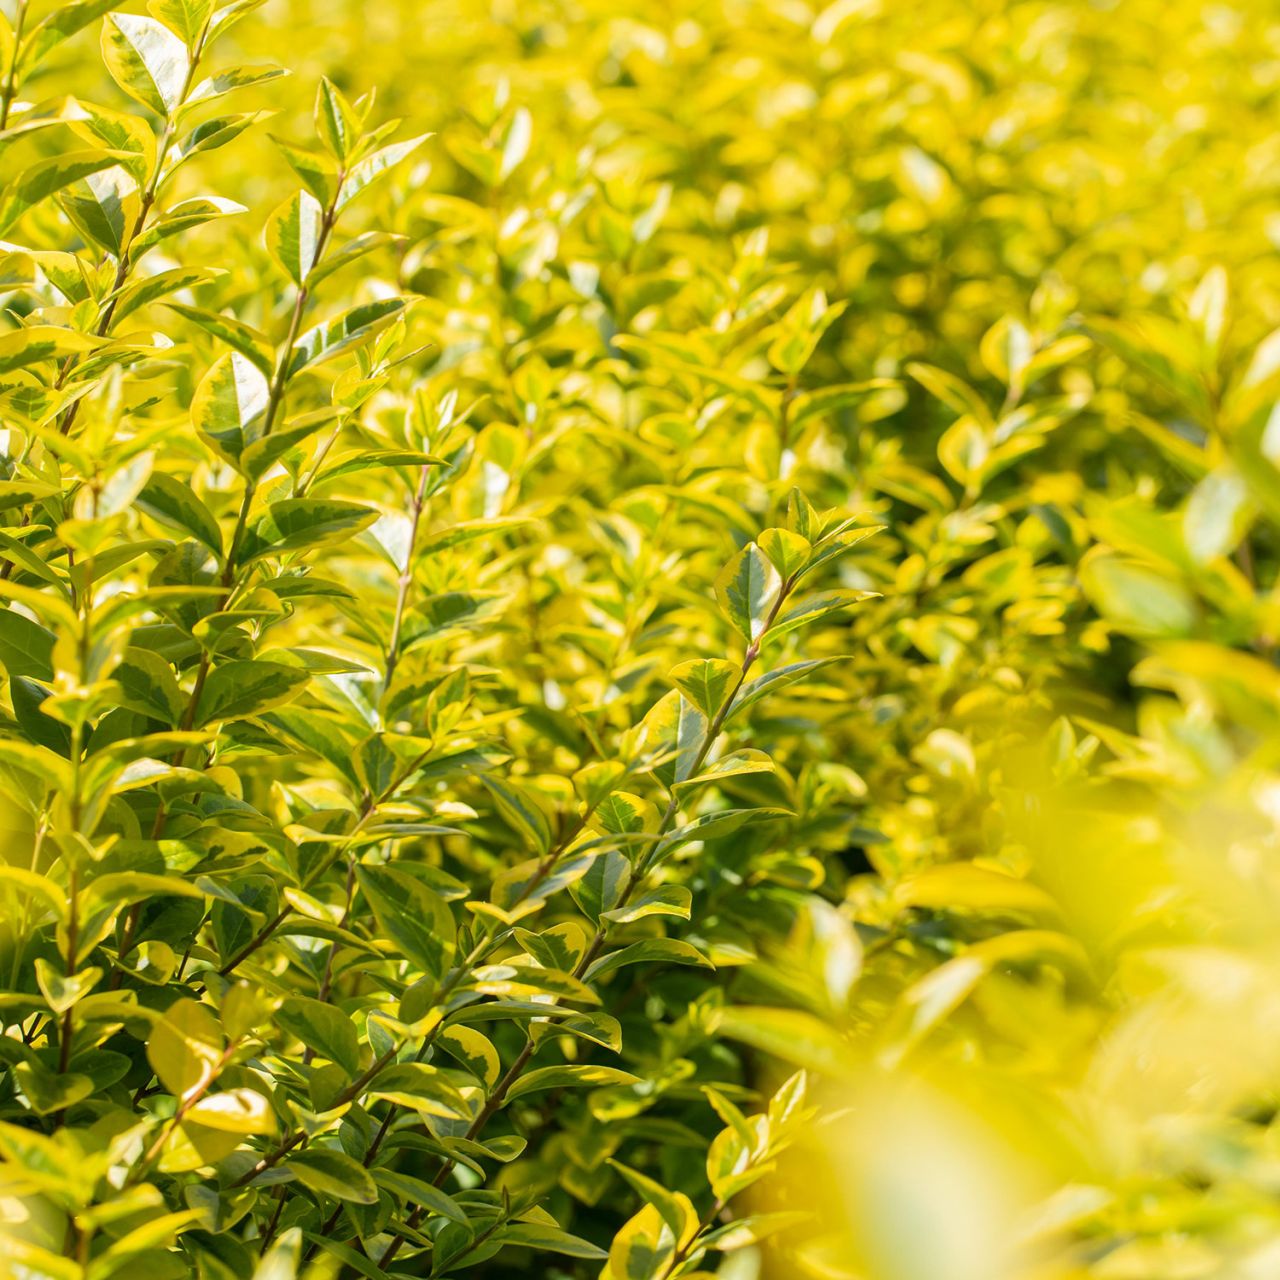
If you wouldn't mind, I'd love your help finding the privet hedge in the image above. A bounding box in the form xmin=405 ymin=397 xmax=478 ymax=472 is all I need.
xmin=1 ymin=0 xmax=1279 ymax=1278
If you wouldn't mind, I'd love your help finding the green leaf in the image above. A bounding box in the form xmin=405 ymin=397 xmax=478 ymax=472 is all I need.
xmin=355 ymin=862 xmax=456 ymax=979
xmin=338 ymin=133 xmax=429 ymax=210
xmin=500 ymin=1222 xmax=608 ymax=1261
xmin=62 ymin=97 xmax=154 ymax=181
xmin=190 ymin=351 xmax=270 ymax=465
xmin=758 ymin=527 xmax=810 ymax=581
xmin=0 ymin=581 xmax=75 ymax=635
xmin=641 ymin=689 xmax=708 ymax=787
xmin=271 ymin=135 xmax=336 ymax=204
xmin=288 ymin=298 xmax=405 ymax=374
xmin=112 ymin=265 xmax=224 ymax=323
xmin=790 ymin=379 xmax=899 ymax=427
xmin=307 ymin=231 xmax=404 ymax=289
xmin=296 ymin=1234 xmax=383 ymax=1280
xmin=34 ymin=959 xmax=102 ymax=1014
xmin=147 ymin=0 xmax=216 ymax=47
xmin=1183 ymin=466 xmax=1252 ymax=564
xmin=14 ymin=1063 xmax=94 ymax=1117
xmin=504 ymin=1064 xmax=640 ymax=1103
xmin=59 ymin=167 xmax=137 ymax=256
xmin=0 ymin=478 xmax=59 ymax=512
xmin=19 ymin=1 xmax=126 ymax=73
xmin=764 ymin=590 xmax=877 ymax=644
xmin=667 ymin=658 xmax=740 ymax=719
xmin=0 ymin=868 xmax=63 ymax=918
xmin=537 ymin=1010 xmax=622 ymax=1053
xmin=767 ymin=287 xmax=845 ymax=375
xmin=570 ymin=849 xmax=631 ymax=922
xmin=146 ymin=998 xmax=224 ymax=1096
xmin=137 ymin=472 xmax=222 ymax=553
xmin=262 ymin=706 xmax=360 ymax=785
xmin=101 ymin=13 xmax=189 ymax=116
xmin=80 ymin=871 xmax=204 ymax=912
xmin=905 ymin=360 xmax=993 ymax=425
xmin=0 ymin=609 xmax=55 ymax=681
xmin=275 ymin=995 xmax=360 ymax=1075
xmin=170 ymin=304 xmax=275 ymax=376
xmin=497 ymin=107 xmax=532 ymax=181
xmin=111 ymin=647 xmax=185 ymax=724
xmin=187 ymin=65 xmax=287 ymax=107
xmin=365 ymin=1062 xmax=469 ymax=1118
xmin=891 ymin=863 xmax=1060 ymax=918
xmin=584 ymin=938 xmax=712 ymax=982
xmin=312 ymin=448 xmax=440 ymax=488
xmin=265 ymin=189 xmax=325 ymax=285
xmin=715 ymin=542 xmax=782 ymax=643
xmin=727 ymin=657 xmax=845 ymax=721
xmin=0 ymin=325 xmax=104 ymax=375
xmin=701 ymin=1211 xmax=810 ymax=1253
xmin=1079 ymin=552 xmax=1198 ymax=638
xmin=314 ymin=77 xmax=359 ymax=159
xmin=239 ymin=498 xmax=378 ymax=563
xmin=678 ymin=749 xmax=776 ymax=791
xmin=252 ymin=1230 xmax=302 ymax=1280
xmin=184 ymin=1087 xmax=275 ymax=1134
xmin=239 ymin=409 xmax=338 ymax=483
xmin=195 ymin=659 xmax=309 ymax=725
xmin=131 ymin=196 xmax=245 ymax=257
xmin=286 ymin=1148 xmax=377 ymax=1204
xmin=470 ymin=962 xmax=598 ymax=1004
xmin=514 ymin=920 xmax=588 ymax=971
xmin=607 ymin=1160 xmax=691 ymax=1241
xmin=0 ymin=738 xmax=71 ymax=794
xmin=607 ymin=1207 xmax=674 ymax=1280
xmin=416 ymin=515 xmax=530 ymax=555
xmin=436 ymin=1025 xmax=500 ymax=1090
xmin=0 ymin=152 xmax=131 ymax=238
xmin=798 ymin=524 xmax=881 ymax=582
xmin=169 ymin=110 xmax=268 ymax=170
xmin=980 ymin=315 xmax=1035 ymax=386
xmin=480 ymin=774 xmax=553 ymax=854
xmin=593 ymin=793 xmax=652 ymax=836
xmin=370 ymin=1170 xmax=468 ymax=1223
xmin=1085 ymin=316 xmax=1211 ymax=424
xmin=659 ymin=807 xmax=789 ymax=857
xmin=937 ymin=415 xmax=988 ymax=488
xmin=601 ymin=885 xmax=691 ymax=925
xmin=13 ymin=678 xmax=70 ymax=754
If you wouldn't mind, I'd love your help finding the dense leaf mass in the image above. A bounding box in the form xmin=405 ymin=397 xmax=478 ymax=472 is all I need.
xmin=0 ymin=0 xmax=1277 ymax=1278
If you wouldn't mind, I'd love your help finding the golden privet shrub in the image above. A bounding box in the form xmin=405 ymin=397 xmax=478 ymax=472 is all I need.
xmin=1 ymin=1 xmax=1280 ymax=1279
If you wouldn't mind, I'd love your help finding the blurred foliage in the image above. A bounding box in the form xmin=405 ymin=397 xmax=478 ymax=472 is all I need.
xmin=1 ymin=0 xmax=1279 ymax=1279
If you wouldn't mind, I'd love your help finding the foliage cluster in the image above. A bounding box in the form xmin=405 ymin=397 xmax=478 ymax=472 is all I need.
xmin=0 ymin=1 xmax=1279 ymax=1279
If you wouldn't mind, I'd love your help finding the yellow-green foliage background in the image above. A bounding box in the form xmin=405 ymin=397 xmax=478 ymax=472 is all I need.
xmin=3 ymin=0 xmax=1280 ymax=1279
